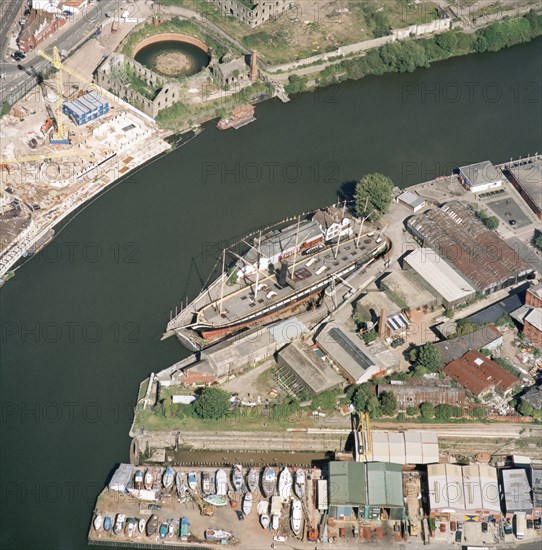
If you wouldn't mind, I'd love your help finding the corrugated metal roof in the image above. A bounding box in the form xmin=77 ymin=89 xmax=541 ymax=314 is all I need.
xmin=366 ymin=462 xmax=403 ymax=507
xmin=328 ymin=461 xmax=366 ymax=506
xmin=501 ymin=468 xmax=533 ymax=512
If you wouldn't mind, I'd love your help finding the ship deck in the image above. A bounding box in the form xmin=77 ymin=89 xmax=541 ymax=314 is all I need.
xmin=196 ymin=233 xmax=386 ymax=328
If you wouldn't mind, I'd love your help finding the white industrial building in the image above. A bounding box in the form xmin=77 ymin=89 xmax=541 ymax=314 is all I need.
xmin=458 ymin=160 xmax=503 ymax=193
xmin=396 ymin=191 xmax=426 ymax=212
xmin=354 ymin=430 xmax=439 ymax=464
xmin=404 ymin=247 xmax=476 ymax=309
xmin=427 ymin=463 xmax=501 ymax=515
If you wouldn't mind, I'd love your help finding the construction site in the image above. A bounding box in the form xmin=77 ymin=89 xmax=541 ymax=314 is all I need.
xmin=0 ymin=17 xmax=170 ymax=281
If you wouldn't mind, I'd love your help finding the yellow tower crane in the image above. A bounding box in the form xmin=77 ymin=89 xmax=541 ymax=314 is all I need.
xmin=356 ymin=412 xmax=372 ymax=461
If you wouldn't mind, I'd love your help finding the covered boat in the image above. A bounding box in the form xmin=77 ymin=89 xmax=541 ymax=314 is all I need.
xmin=278 ymin=467 xmax=292 ymax=501
xmin=232 ymin=464 xmax=243 ymax=492
xmin=203 ymin=494 xmax=228 ymax=507
xmin=205 ymin=529 xmax=232 ymax=541
xmin=176 ymin=472 xmax=188 ymax=499
xmin=179 ymin=517 xmax=190 ymax=539
xmin=242 ymin=492 xmax=252 ymax=515
xmin=271 ymin=514 xmax=280 ymax=531
xmin=262 ymin=467 xmax=276 ymax=497
xmin=93 ymin=514 xmax=103 ymax=531
xmin=144 ymin=470 xmax=153 ymax=490
xmin=146 ymin=514 xmax=159 ymax=536
xmin=163 ymin=467 xmax=174 ymax=489
xmin=290 ymin=500 xmax=302 ymax=535
xmin=257 ymin=501 xmax=268 ymax=516
xmin=188 ymin=472 xmax=198 ymax=491
xmin=113 ymin=513 xmax=126 ymax=535
xmin=201 ymin=471 xmax=211 ymax=494
xmin=103 ymin=516 xmax=112 ymax=532
xmin=294 ymin=468 xmax=306 ymax=499
xmin=133 ymin=470 xmax=144 ymax=490
xmin=168 ymin=522 xmax=175 ymax=537
xmin=215 ymin=469 xmax=228 ymax=496
xmin=125 ymin=518 xmax=137 ymax=537
xmin=138 ymin=518 xmax=146 ymax=533
xmin=247 ymin=468 xmax=259 ymax=493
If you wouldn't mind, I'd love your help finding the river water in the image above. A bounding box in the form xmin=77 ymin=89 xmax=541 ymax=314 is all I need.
xmin=0 ymin=39 xmax=541 ymax=550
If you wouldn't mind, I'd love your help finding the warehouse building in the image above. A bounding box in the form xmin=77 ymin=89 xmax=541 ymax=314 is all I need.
xmin=426 ymin=463 xmax=501 ymax=517
xmin=396 ymin=191 xmax=426 ymax=212
xmin=354 ymin=430 xmax=439 ymax=464
xmin=458 ymin=160 xmax=503 ymax=193
xmin=317 ymin=324 xmax=384 ymax=384
xmin=505 ymin=159 xmax=542 ymax=220
xmin=499 ymin=467 xmax=534 ymax=514
xmin=327 ymin=461 xmax=404 ymax=521
xmin=62 ymin=91 xmax=109 ymax=126
xmin=444 ymin=350 xmax=519 ymax=398
xmin=406 ymin=201 xmax=533 ymax=295
xmin=377 ymin=380 xmax=466 ymax=410
xmin=276 ymin=342 xmax=344 ymax=396
xmin=403 ymin=247 xmax=476 ymax=309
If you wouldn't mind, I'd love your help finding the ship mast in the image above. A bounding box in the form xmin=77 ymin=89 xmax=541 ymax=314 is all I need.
xmin=253 ymin=231 xmax=262 ymax=303
xmin=333 ymin=200 xmax=348 ymax=259
xmin=219 ymin=247 xmax=226 ymax=315
xmin=289 ymin=215 xmax=301 ymax=279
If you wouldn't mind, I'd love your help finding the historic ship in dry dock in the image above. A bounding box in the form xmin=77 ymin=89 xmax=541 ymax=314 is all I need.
xmin=164 ymin=204 xmax=390 ymax=351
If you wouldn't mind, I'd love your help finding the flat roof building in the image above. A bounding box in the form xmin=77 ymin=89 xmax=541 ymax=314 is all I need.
xmin=427 ymin=463 xmax=500 ymax=515
xmin=458 ymin=160 xmax=503 ymax=193
xmin=276 ymin=342 xmax=344 ymax=396
xmin=505 ymin=159 xmax=542 ymax=220
xmin=444 ymin=350 xmax=519 ymax=398
xmin=380 ymin=269 xmax=437 ymax=312
xmin=403 ymin=247 xmax=476 ymax=309
xmin=397 ymin=191 xmax=426 ymax=212
xmin=406 ymin=201 xmax=533 ymax=295
xmin=317 ymin=324 xmax=383 ymax=384
xmin=500 ymin=468 xmax=534 ymax=513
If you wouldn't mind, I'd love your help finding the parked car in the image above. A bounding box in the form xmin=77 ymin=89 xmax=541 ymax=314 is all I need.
xmin=534 ymin=518 xmax=541 ymax=530
xmin=62 ymin=9 xmax=73 ymax=15
xmin=439 ymin=523 xmax=446 ymax=533
xmin=504 ymin=522 xmax=513 ymax=535
xmin=509 ymin=219 xmax=517 ymax=225
xmin=390 ymin=338 xmax=405 ymax=348
xmin=455 ymin=530 xmax=462 ymax=542
xmin=527 ymin=519 xmax=534 ymax=529
xmin=450 ymin=521 xmax=457 ymax=531
xmin=11 ymin=50 xmax=26 ymax=61
xmin=482 ymin=522 xmax=488 ymax=533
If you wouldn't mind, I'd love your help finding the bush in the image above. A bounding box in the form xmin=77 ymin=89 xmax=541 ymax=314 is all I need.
xmin=311 ymin=389 xmax=339 ymax=411
xmin=380 ymin=391 xmax=398 ymax=416
xmin=406 ymin=406 xmax=418 ymax=417
xmin=411 ymin=343 xmax=441 ymax=373
xmin=362 ymin=328 xmax=378 ymax=344
xmin=420 ymin=402 xmax=435 ymax=420
xmin=194 ymin=387 xmax=231 ymax=419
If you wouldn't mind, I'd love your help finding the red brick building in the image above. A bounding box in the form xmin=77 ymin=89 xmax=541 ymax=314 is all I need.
xmin=511 ymin=284 xmax=542 ymax=347
xmin=17 ymin=11 xmax=66 ymax=53
xmin=444 ymin=350 xmax=520 ymax=398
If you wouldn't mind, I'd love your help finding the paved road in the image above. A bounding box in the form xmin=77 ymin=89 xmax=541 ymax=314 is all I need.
xmin=0 ymin=0 xmax=24 ymax=61
xmin=0 ymin=0 xmax=119 ymax=103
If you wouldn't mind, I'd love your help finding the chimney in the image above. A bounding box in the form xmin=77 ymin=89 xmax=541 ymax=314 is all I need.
xmin=378 ymin=307 xmax=387 ymax=339
xmin=250 ymin=51 xmax=258 ymax=82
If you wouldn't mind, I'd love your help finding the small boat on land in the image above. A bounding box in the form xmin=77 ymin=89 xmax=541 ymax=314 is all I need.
xmin=290 ymin=500 xmax=303 ymax=536
xmin=188 ymin=472 xmax=198 ymax=491
xmin=262 ymin=467 xmax=277 ymax=497
xmin=168 ymin=522 xmax=175 ymax=537
xmin=163 ymin=467 xmax=174 ymax=490
xmin=125 ymin=518 xmax=137 ymax=537
xmin=242 ymin=492 xmax=252 ymax=515
xmin=202 ymin=471 xmax=211 ymax=494
xmin=232 ymin=464 xmax=243 ymax=492
xmin=203 ymin=494 xmax=228 ymax=507
xmin=179 ymin=517 xmax=190 ymax=539
xmin=205 ymin=529 xmax=232 ymax=541
xmin=294 ymin=468 xmax=306 ymax=499
xmin=216 ymin=469 xmax=228 ymax=495
xmin=159 ymin=523 xmax=168 ymax=539
xmin=146 ymin=514 xmax=159 ymax=536
xmin=103 ymin=516 xmax=111 ymax=532
xmin=274 ymin=535 xmax=288 ymax=543
xmin=113 ymin=513 xmax=126 ymax=535
xmin=144 ymin=470 xmax=153 ymax=490
xmin=247 ymin=468 xmax=259 ymax=493
xmin=278 ymin=467 xmax=292 ymax=501
xmin=257 ymin=501 xmax=268 ymax=515
xmin=134 ymin=469 xmax=144 ymax=490
xmin=271 ymin=513 xmax=280 ymax=531
xmin=93 ymin=514 xmax=103 ymax=531
xmin=260 ymin=514 xmax=270 ymax=529
xmin=138 ymin=518 xmax=146 ymax=533
xmin=176 ymin=472 xmax=188 ymax=499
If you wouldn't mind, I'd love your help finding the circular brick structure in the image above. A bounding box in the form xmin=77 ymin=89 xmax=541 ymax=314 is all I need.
xmin=132 ymin=33 xmax=210 ymax=57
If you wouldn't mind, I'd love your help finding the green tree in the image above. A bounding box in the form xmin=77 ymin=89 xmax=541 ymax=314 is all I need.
xmin=362 ymin=328 xmax=378 ymax=344
xmin=532 ymin=231 xmax=542 ymax=251
xmin=419 ymin=402 xmax=435 ymax=420
xmin=436 ymin=32 xmax=458 ymax=53
xmin=380 ymin=391 xmax=398 ymax=416
xmin=284 ymin=74 xmax=307 ymax=95
xmin=412 ymin=343 xmax=441 ymax=373
xmin=366 ymin=395 xmax=382 ymax=417
xmin=454 ymin=318 xmax=478 ymax=337
xmin=406 ymin=406 xmax=418 ymax=417
xmin=311 ymin=389 xmax=339 ymax=411
xmin=193 ymin=387 xmax=231 ymax=419
xmin=471 ymin=407 xmax=487 ymax=420
xmin=435 ymin=403 xmax=463 ymax=421
xmin=352 ymin=383 xmax=373 ymax=412
xmin=518 ymin=401 xmax=534 ymax=417
xmin=355 ymin=173 xmax=394 ymax=220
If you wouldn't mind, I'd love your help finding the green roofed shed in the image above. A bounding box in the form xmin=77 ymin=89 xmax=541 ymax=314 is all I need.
xmin=367 ymin=462 xmax=403 ymax=507
xmin=329 ymin=461 xmax=366 ymax=506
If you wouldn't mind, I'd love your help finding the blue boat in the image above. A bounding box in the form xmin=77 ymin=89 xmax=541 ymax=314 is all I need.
xmin=159 ymin=523 xmax=168 ymax=539
xmin=103 ymin=516 xmax=112 ymax=532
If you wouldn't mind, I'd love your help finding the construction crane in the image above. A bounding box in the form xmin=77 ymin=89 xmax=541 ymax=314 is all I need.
xmin=0 ymin=150 xmax=79 ymax=173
